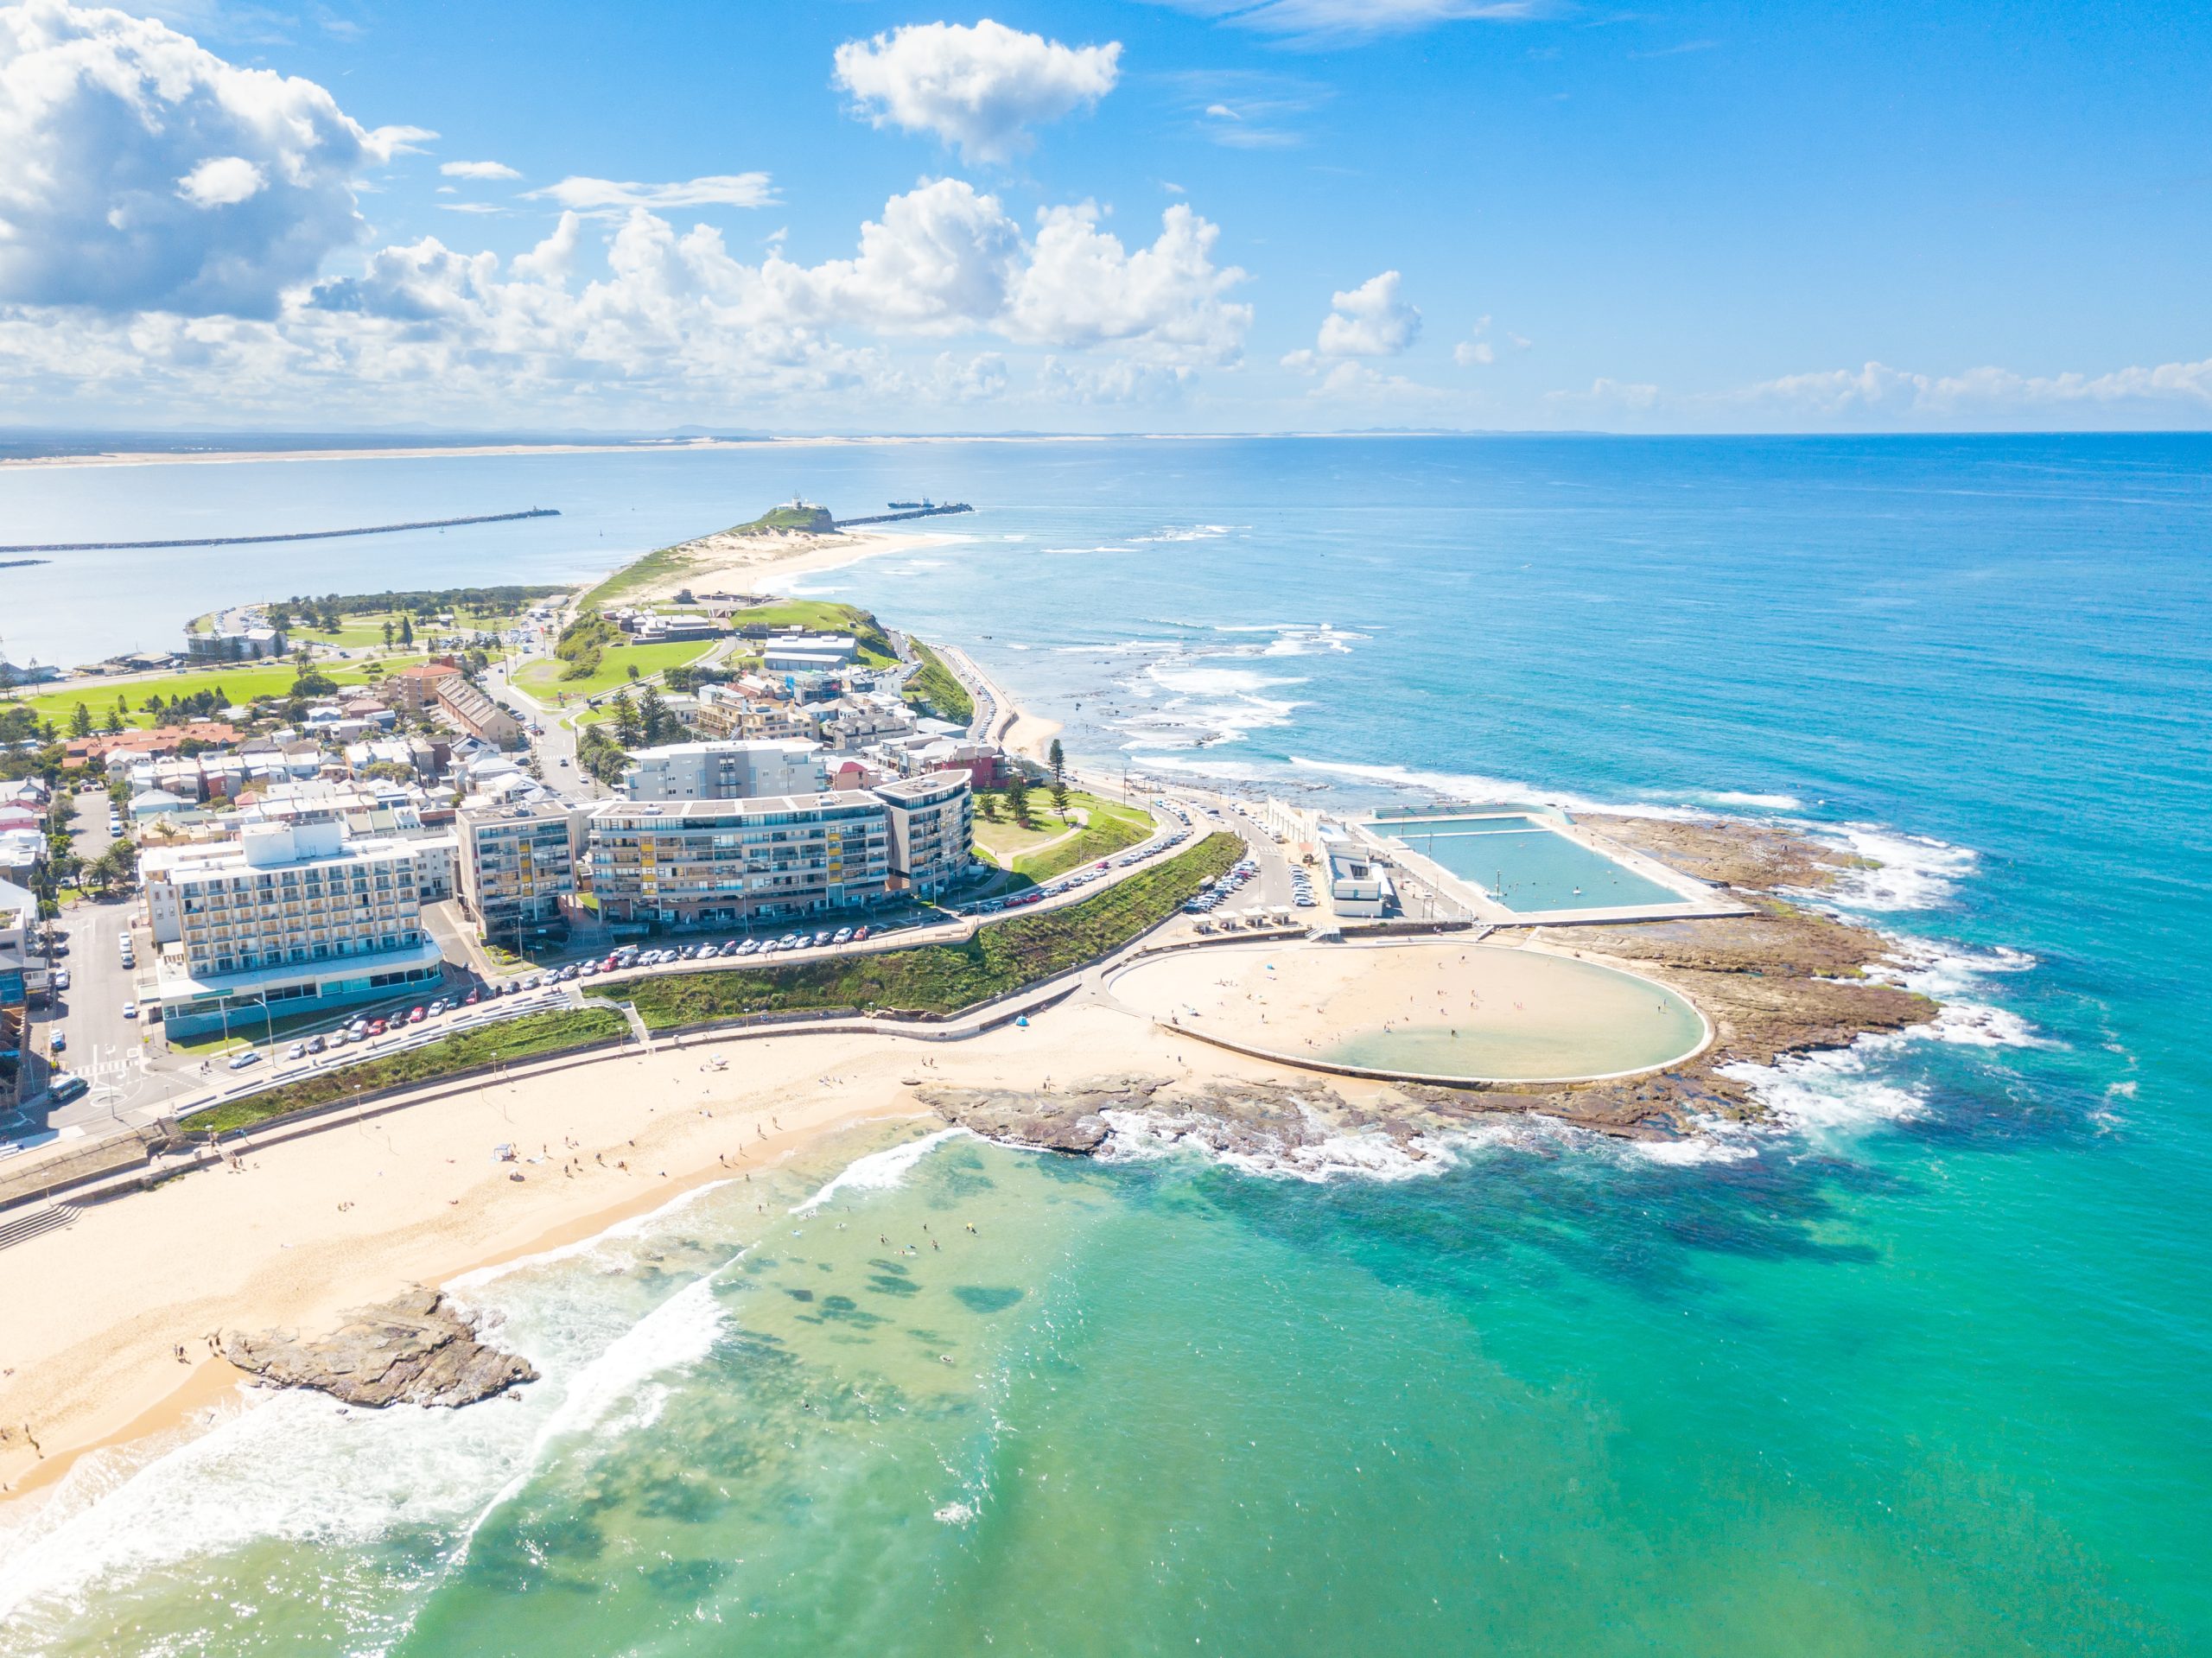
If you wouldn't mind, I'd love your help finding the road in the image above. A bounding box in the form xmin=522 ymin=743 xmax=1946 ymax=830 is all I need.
xmin=29 ymin=895 xmax=190 ymax=1133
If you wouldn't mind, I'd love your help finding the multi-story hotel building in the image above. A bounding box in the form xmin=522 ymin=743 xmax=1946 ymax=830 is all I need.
xmin=586 ymin=772 xmax=972 ymax=927
xmin=455 ymin=795 xmax=581 ymax=943
xmin=143 ymin=818 xmax=443 ymax=1036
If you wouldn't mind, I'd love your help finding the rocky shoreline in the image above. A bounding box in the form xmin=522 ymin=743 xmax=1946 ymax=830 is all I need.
xmin=219 ymin=1290 xmax=536 ymax=1408
xmin=923 ymin=816 xmax=1937 ymax=1153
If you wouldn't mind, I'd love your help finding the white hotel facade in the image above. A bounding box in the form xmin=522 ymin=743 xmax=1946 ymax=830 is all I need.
xmin=142 ymin=817 xmax=444 ymax=1036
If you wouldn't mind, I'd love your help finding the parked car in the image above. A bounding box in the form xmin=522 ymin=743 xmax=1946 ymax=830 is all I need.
xmin=122 ymin=1001 xmax=137 ymax=1020
xmin=853 ymin=926 xmax=870 ymax=942
xmin=427 ymin=999 xmax=448 ymax=1016
xmin=463 ymin=989 xmax=480 ymax=1006
xmin=53 ymin=969 xmax=70 ymax=991
xmin=48 ymin=1029 xmax=64 ymax=1052
xmin=285 ymin=1042 xmax=307 ymax=1060
xmin=308 ymin=1034 xmax=328 ymax=1054
xmin=48 ymin=1075 xmax=89 ymax=1106
xmin=367 ymin=1019 xmax=388 ymax=1036
xmin=227 ymin=1049 xmax=262 ymax=1070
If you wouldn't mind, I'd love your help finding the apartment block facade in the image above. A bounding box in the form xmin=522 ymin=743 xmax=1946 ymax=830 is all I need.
xmin=456 ymin=796 xmax=581 ymax=942
xmin=620 ymin=739 xmax=826 ymax=802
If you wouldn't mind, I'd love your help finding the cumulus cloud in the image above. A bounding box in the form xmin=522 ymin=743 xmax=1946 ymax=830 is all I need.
xmin=0 ymin=10 xmax=1246 ymax=422
xmin=1453 ymin=339 xmax=1493 ymax=366
xmin=176 ymin=154 xmax=265 ymax=206
xmin=1006 ymin=202 xmax=1250 ymax=362
xmin=1292 ymin=270 xmax=1420 ymax=359
xmin=73 ymin=180 xmax=1249 ymax=420
xmin=524 ymin=173 xmax=778 ymax=212
xmin=0 ymin=0 xmax=397 ymax=316
xmin=834 ymin=20 xmax=1119 ymax=164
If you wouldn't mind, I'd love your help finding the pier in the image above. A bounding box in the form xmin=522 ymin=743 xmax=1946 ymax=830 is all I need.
xmin=0 ymin=506 xmax=562 ymax=555
xmin=831 ymin=503 xmax=974 ymax=529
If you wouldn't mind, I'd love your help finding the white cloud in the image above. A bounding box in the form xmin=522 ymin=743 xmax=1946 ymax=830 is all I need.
xmin=1733 ymin=357 xmax=2212 ymax=418
xmin=1547 ymin=377 xmax=1661 ymax=413
xmin=441 ymin=159 xmax=520 ymax=181
xmin=1150 ymin=0 xmax=1536 ymax=43
xmin=1038 ymin=354 xmax=1193 ymax=403
xmin=0 ymin=0 xmax=391 ymax=316
xmin=175 ymin=154 xmax=264 ymax=207
xmin=0 ymin=11 xmax=1245 ymax=422
xmin=1453 ymin=313 xmax=1500 ymax=367
xmin=525 ymin=174 xmax=778 ymax=212
xmin=834 ymin=20 xmax=1119 ymax=164
xmin=1005 ymin=202 xmax=1250 ymax=363
xmin=1305 ymin=270 xmax=1421 ymax=358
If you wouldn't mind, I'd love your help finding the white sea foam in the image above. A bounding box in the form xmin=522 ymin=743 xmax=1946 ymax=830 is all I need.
xmin=448 ymin=1269 xmax=730 ymax=1572
xmin=1131 ymin=524 xmax=1242 ymax=542
xmin=1285 ymin=756 xmax=1702 ymax=820
xmin=790 ymin=1127 xmax=967 ymax=1216
xmin=933 ymin=1501 xmax=978 ymax=1525
xmin=1719 ymin=1046 xmax=1929 ymax=1134
xmin=0 ymin=1193 xmax=747 ymax=1626
xmin=1703 ymin=791 xmax=1804 ymax=810
xmin=1802 ymin=823 xmax=1978 ymax=911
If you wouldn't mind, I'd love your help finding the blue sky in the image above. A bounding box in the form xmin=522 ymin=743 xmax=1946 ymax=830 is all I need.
xmin=1 ymin=0 xmax=2207 ymax=432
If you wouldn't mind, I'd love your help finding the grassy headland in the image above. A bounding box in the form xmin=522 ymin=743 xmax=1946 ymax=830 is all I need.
xmin=902 ymin=640 xmax=974 ymax=723
xmin=610 ymin=833 xmax=1240 ymax=1030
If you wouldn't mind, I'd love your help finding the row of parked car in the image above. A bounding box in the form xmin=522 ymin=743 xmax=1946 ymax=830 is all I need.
xmin=537 ymin=927 xmax=880 ymax=983
xmin=1183 ymin=857 xmax=1264 ymax=916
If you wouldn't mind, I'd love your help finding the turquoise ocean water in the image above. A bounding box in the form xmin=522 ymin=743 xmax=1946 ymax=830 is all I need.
xmin=1 ymin=435 xmax=2207 ymax=1653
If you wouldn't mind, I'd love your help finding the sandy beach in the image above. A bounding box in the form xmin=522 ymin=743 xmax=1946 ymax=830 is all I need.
xmin=615 ymin=524 xmax=964 ymax=606
xmin=0 ymin=998 xmax=1307 ymax=1505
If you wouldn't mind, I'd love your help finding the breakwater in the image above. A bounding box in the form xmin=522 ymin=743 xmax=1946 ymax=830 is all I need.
xmin=831 ymin=502 xmax=973 ymax=529
xmin=0 ymin=506 xmax=561 ymax=555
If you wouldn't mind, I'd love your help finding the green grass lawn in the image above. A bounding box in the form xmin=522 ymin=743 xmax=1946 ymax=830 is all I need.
xmin=288 ymin=607 xmax=534 ymax=650
xmin=610 ymin=833 xmax=1239 ymax=1031
xmin=5 ymin=657 xmax=434 ymax=731
xmin=513 ymin=640 xmax=715 ymax=700
xmin=183 ymin=1007 xmax=628 ymax=1135
xmin=973 ymin=790 xmax=1150 ymax=880
xmin=732 ymin=600 xmax=898 ymax=666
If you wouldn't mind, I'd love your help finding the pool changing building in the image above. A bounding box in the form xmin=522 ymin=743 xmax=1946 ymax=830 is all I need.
xmin=142 ymin=817 xmax=444 ymax=1037
xmin=587 ymin=772 xmax=973 ymax=927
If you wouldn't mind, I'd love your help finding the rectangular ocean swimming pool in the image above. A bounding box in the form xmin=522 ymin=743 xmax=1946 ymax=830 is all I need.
xmin=1383 ymin=815 xmax=1686 ymax=913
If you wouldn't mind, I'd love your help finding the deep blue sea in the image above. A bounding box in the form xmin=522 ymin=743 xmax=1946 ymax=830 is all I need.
xmin=1 ymin=435 xmax=2207 ymax=1653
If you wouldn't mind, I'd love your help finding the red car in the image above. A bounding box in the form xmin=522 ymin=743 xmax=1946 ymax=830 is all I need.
xmin=463 ymin=988 xmax=480 ymax=1005
xmin=367 ymin=1019 xmax=388 ymax=1036
xmin=407 ymin=1006 xmax=427 ymax=1024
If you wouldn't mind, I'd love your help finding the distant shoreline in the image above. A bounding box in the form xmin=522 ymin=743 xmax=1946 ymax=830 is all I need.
xmin=0 ymin=435 xmax=1113 ymax=472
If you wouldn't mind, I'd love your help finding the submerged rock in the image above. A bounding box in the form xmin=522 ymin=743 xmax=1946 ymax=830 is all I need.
xmin=219 ymin=1289 xmax=536 ymax=1408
